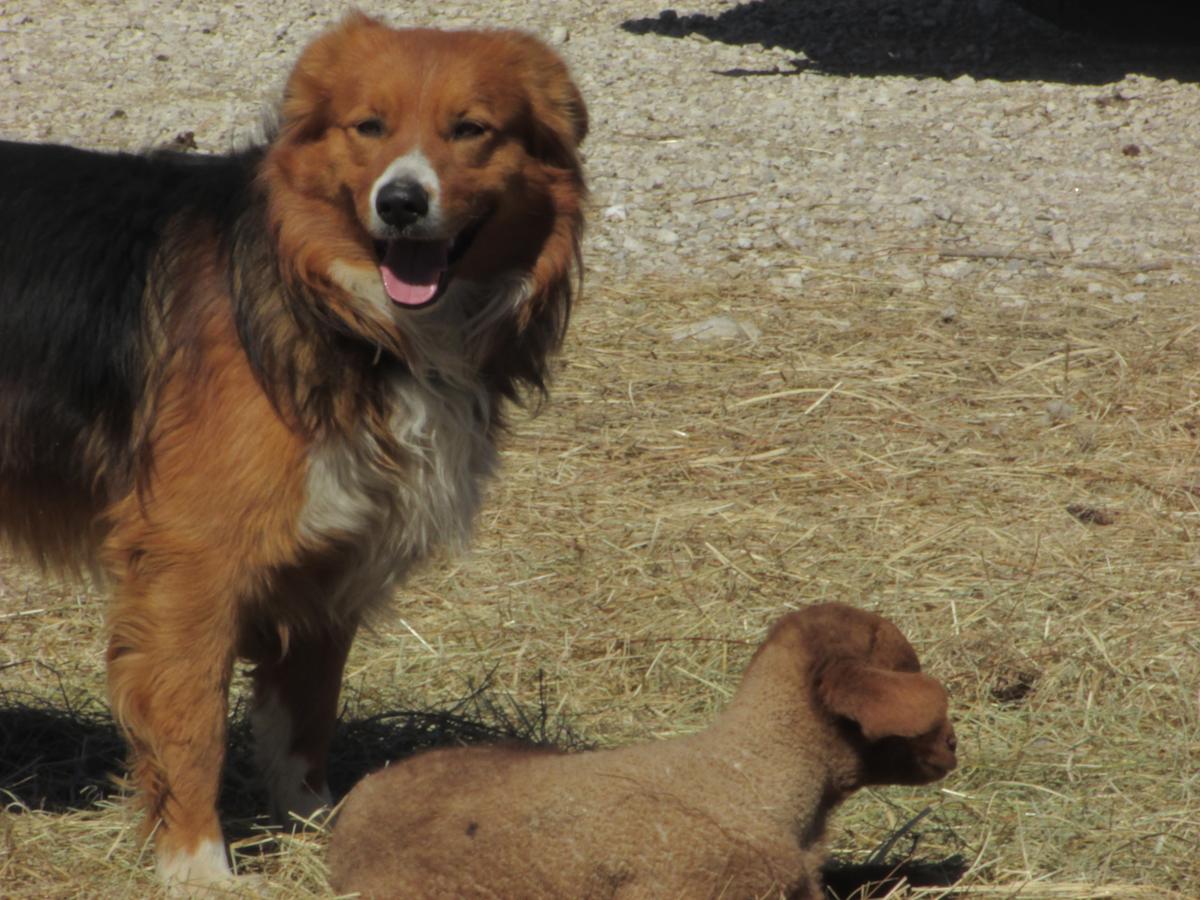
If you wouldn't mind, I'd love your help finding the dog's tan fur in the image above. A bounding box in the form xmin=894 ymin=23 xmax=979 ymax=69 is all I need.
xmin=327 ymin=603 xmax=958 ymax=899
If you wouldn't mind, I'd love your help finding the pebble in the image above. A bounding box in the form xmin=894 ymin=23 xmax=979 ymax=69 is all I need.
xmin=670 ymin=316 xmax=762 ymax=343
xmin=935 ymin=260 xmax=973 ymax=280
xmin=1044 ymin=399 xmax=1075 ymax=423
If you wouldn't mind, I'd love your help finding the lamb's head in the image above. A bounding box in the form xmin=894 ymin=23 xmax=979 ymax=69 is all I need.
xmin=793 ymin=603 xmax=958 ymax=788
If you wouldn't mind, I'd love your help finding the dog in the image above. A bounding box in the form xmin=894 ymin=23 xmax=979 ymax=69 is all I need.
xmin=327 ymin=603 xmax=957 ymax=899
xmin=0 ymin=13 xmax=586 ymax=886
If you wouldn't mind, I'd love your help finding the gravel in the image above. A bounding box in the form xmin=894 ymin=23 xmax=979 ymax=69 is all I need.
xmin=2 ymin=0 xmax=1199 ymax=300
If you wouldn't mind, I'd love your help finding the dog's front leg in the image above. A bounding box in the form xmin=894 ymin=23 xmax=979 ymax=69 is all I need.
xmin=106 ymin=566 xmax=239 ymax=886
xmin=247 ymin=620 xmax=358 ymax=826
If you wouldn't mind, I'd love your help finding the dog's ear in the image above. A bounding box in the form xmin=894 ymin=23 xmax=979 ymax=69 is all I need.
xmin=279 ymin=34 xmax=338 ymax=141
xmin=817 ymin=659 xmax=948 ymax=741
xmin=280 ymin=12 xmax=389 ymax=142
xmin=511 ymin=35 xmax=588 ymax=168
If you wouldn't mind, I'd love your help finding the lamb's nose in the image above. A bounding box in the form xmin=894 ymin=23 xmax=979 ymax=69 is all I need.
xmin=375 ymin=179 xmax=429 ymax=227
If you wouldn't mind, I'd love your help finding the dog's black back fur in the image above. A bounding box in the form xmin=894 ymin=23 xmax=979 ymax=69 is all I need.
xmin=0 ymin=140 xmax=255 ymax=541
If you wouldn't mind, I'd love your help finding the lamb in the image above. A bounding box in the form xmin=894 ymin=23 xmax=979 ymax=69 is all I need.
xmin=326 ymin=603 xmax=958 ymax=899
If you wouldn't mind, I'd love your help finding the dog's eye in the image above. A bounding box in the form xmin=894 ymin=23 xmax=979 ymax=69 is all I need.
xmin=451 ymin=120 xmax=489 ymax=140
xmin=354 ymin=117 xmax=386 ymax=138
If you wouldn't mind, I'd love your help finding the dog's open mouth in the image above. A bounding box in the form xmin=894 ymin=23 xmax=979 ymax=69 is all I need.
xmin=375 ymin=218 xmax=486 ymax=310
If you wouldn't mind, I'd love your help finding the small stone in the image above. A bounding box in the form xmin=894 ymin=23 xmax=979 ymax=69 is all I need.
xmin=1050 ymin=223 xmax=1072 ymax=253
xmin=935 ymin=260 xmax=972 ymax=280
xmin=903 ymin=205 xmax=932 ymax=228
xmin=654 ymin=229 xmax=679 ymax=245
xmin=1044 ymin=399 xmax=1075 ymax=422
xmin=603 ymin=204 xmax=627 ymax=222
xmin=549 ymin=26 xmax=569 ymax=44
xmin=670 ymin=316 xmax=761 ymax=343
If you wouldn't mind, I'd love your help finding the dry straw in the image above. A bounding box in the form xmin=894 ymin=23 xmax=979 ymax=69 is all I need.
xmin=2 ymin=263 xmax=1197 ymax=897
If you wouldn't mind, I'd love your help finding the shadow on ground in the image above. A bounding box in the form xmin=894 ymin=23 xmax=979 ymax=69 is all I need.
xmin=0 ymin=694 xmax=124 ymax=813
xmin=622 ymin=0 xmax=1200 ymax=84
xmin=0 ymin=680 xmax=583 ymax=826
xmin=824 ymin=854 xmax=968 ymax=898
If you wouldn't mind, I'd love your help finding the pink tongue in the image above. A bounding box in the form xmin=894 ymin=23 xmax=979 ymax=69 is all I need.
xmin=379 ymin=240 xmax=449 ymax=306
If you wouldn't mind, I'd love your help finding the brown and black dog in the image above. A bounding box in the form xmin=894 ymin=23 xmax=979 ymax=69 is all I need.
xmin=0 ymin=13 xmax=586 ymax=885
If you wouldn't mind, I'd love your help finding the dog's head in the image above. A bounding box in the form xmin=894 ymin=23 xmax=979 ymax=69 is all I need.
xmin=777 ymin=604 xmax=958 ymax=787
xmin=264 ymin=14 xmax=587 ymax=378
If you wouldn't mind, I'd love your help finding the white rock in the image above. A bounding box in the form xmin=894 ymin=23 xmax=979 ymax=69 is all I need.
xmin=1050 ymin=223 xmax=1073 ymax=253
xmin=903 ymin=205 xmax=933 ymax=228
xmin=670 ymin=316 xmax=762 ymax=343
xmin=936 ymin=260 xmax=972 ymax=280
xmin=1044 ymin=399 xmax=1075 ymax=422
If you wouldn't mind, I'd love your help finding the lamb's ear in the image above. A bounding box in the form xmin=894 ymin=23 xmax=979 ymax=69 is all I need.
xmin=817 ymin=659 xmax=948 ymax=741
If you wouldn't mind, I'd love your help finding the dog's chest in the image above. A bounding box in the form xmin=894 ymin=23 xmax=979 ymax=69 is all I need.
xmin=298 ymin=376 xmax=496 ymax=607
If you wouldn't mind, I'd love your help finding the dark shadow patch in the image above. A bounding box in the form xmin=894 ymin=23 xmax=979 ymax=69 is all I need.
xmin=621 ymin=0 xmax=1200 ymax=84
xmin=0 ymin=690 xmax=125 ymax=812
xmin=822 ymin=804 xmax=968 ymax=898
xmin=0 ymin=673 xmax=584 ymax=830
xmin=823 ymin=854 xmax=968 ymax=898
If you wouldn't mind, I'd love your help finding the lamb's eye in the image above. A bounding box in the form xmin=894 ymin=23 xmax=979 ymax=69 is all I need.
xmin=354 ymin=117 xmax=386 ymax=138
xmin=451 ymin=119 xmax=488 ymax=140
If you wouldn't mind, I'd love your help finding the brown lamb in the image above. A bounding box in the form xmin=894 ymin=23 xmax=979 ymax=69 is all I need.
xmin=327 ymin=603 xmax=958 ymax=899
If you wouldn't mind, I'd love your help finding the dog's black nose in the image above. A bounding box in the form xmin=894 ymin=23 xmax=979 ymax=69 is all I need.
xmin=375 ymin=179 xmax=429 ymax=227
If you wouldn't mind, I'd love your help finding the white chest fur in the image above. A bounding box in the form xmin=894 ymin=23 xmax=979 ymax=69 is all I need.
xmin=298 ymin=375 xmax=497 ymax=613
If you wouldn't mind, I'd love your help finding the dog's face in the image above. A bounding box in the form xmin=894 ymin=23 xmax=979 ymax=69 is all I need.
xmin=266 ymin=15 xmax=587 ymax=335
